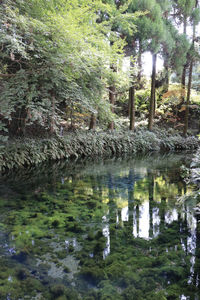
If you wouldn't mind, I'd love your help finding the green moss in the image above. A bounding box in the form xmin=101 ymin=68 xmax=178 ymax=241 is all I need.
xmin=106 ymin=262 xmax=125 ymax=280
xmin=0 ymin=151 xmax=198 ymax=299
xmin=79 ymin=266 xmax=105 ymax=285
xmin=15 ymin=267 xmax=30 ymax=280
xmin=63 ymin=266 xmax=70 ymax=273
xmin=145 ymin=291 xmax=167 ymax=300
xmin=57 ymin=250 xmax=67 ymax=260
xmin=22 ymin=277 xmax=44 ymax=293
xmin=65 ymin=288 xmax=79 ymax=300
xmin=166 ymin=284 xmax=182 ymax=299
xmin=122 ymin=286 xmax=144 ymax=300
xmin=56 ymin=296 xmax=67 ymax=300
xmin=51 ymin=219 xmax=60 ymax=228
xmin=87 ymin=232 xmax=95 ymax=241
xmin=83 ymin=289 xmax=99 ymax=300
xmin=50 ymin=284 xmax=66 ymax=298
xmin=98 ymin=280 xmax=123 ymax=300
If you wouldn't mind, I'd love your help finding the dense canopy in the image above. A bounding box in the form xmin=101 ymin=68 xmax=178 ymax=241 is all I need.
xmin=0 ymin=0 xmax=199 ymax=139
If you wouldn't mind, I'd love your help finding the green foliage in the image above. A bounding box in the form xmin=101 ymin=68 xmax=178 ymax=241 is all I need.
xmin=135 ymin=88 xmax=151 ymax=114
xmin=128 ymin=0 xmax=167 ymax=53
xmin=172 ymin=0 xmax=196 ymax=21
xmin=190 ymin=147 xmax=200 ymax=184
xmin=0 ymin=128 xmax=199 ymax=172
xmin=0 ymin=0 xmax=136 ymax=138
xmin=0 ymin=0 xmax=199 ymax=139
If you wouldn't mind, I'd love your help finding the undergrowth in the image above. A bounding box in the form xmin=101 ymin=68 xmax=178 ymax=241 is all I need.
xmin=190 ymin=147 xmax=200 ymax=185
xmin=0 ymin=127 xmax=199 ymax=173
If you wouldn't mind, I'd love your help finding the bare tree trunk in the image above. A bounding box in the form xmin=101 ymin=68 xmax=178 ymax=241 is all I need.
xmin=163 ymin=58 xmax=169 ymax=93
xmin=128 ymin=96 xmax=131 ymax=117
xmin=153 ymin=85 xmax=156 ymax=118
xmin=183 ymin=1 xmax=197 ymax=137
xmin=148 ymin=53 xmax=157 ymax=131
xmin=89 ymin=113 xmax=96 ymax=130
xmin=129 ymin=85 xmax=135 ymax=130
xmin=181 ymin=17 xmax=187 ymax=104
xmin=183 ymin=61 xmax=193 ymax=137
xmin=138 ymin=39 xmax=142 ymax=85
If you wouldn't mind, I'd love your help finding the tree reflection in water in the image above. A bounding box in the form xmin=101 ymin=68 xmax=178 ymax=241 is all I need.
xmin=0 ymin=153 xmax=199 ymax=299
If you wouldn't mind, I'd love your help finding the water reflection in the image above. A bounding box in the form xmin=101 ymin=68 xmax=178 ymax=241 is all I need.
xmin=0 ymin=152 xmax=199 ymax=299
xmin=102 ymin=224 xmax=110 ymax=259
xmin=138 ymin=202 xmax=149 ymax=239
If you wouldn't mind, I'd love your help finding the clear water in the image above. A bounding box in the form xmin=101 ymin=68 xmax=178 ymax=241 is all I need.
xmin=0 ymin=153 xmax=199 ymax=299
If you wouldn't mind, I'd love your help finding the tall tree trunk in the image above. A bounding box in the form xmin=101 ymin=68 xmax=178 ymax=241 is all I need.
xmin=183 ymin=60 xmax=193 ymax=137
xmin=181 ymin=66 xmax=186 ymax=102
xmin=108 ymin=86 xmax=115 ymax=130
xmin=153 ymin=86 xmax=156 ymax=118
xmin=129 ymin=85 xmax=135 ymax=130
xmin=108 ymin=39 xmax=116 ymax=130
xmin=138 ymin=39 xmax=142 ymax=85
xmin=148 ymin=53 xmax=157 ymax=131
xmin=89 ymin=113 xmax=96 ymax=130
xmin=128 ymin=96 xmax=131 ymax=117
xmin=163 ymin=57 xmax=169 ymax=93
xmin=181 ymin=17 xmax=187 ymax=104
xmin=183 ymin=1 xmax=197 ymax=137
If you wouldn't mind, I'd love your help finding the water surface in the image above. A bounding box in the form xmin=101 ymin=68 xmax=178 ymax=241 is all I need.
xmin=0 ymin=153 xmax=199 ymax=299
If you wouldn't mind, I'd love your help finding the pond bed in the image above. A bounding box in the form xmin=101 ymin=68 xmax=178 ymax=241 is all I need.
xmin=0 ymin=153 xmax=199 ymax=299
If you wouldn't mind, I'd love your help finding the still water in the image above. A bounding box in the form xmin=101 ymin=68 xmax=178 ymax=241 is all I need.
xmin=0 ymin=153 xmax=199 ymax=299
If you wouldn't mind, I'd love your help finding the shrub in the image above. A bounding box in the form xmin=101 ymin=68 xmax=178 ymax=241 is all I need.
xmin=0 ymin=128 xmax=199 ymax=173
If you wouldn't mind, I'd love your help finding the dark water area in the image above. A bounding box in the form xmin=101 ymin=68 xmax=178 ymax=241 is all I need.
xmin=0 ymin=153 xmax=199 ymax=299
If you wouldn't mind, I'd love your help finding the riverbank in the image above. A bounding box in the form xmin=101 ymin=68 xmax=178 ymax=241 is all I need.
xmin=0 ymin=127 xmax=199 ymax=173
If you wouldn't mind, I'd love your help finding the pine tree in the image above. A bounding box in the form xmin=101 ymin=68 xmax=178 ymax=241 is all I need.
xmin=171 ymin=0 xmax=197 ymax=102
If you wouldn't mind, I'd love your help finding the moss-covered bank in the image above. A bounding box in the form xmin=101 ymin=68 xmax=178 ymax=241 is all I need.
xmin=0 ymin=127 xmax=199 ymax=172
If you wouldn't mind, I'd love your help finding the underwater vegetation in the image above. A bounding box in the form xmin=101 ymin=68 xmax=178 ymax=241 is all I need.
xmin=0 ymin=153 xmax=199 ymax=299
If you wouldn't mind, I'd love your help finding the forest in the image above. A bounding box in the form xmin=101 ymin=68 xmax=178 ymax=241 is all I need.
xmin=0 ymin=0 xmax=199 ymax=136
xmin=0 ymin=0 xmax=200 ymax=170
xmin=1 ymin=2 xmax=200 ymax=299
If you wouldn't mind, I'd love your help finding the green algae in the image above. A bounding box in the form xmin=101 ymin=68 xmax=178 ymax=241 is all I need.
xmin=0 ymin=153 xmax=199 ymax=299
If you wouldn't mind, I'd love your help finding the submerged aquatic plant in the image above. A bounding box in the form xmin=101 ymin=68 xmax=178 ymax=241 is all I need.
xmin=0 ymin=153 xmax=199 ymax=299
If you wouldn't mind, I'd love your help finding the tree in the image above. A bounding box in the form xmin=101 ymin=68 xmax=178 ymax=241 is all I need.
xmin=97 ymin=0 xmax=140 ymax=130
xmin=183 ymin=0 xmax=200 ymax=136
xmin=171 ymin=0 xmax=197 ymax=103
xmin=0 ymin=0 xmax=129 ymax=137
xmin=148 ymin=53 xmax=157 ymax=130
xmin=129 ymin=67 xmax=136 ymax=130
